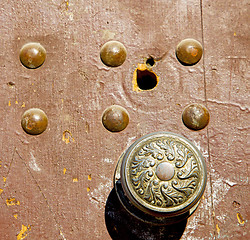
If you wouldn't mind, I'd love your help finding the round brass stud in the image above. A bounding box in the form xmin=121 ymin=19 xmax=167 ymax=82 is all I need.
xmin=182 ymin=103 xmax=210 ymax=130
xmin=21 ymin=108 xmax=48 ymax=135
xmin=176 ymin=39 xmax=203 ymax=66
xmin=156 ymin=162 xmax=175 ymax=181
xmin=19 ymin=42 xmax=46 ymax=69
xmin=102 ymin=105 xmax=129 ymax=132
xmin=100 ymin=41 xmax=127 ymax=67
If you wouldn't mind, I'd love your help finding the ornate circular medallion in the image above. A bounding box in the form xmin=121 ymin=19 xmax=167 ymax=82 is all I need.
xmin=120 ymin=132 xmax=207 ymax=217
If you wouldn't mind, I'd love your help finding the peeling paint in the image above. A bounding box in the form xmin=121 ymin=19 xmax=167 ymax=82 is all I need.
xmin=73 ymin=178 xmax=78 ymax=182
xmin=102 ymin=29 xmax=116 ymax=40
xmin=17 ymin=224 xmax=31 ymax=240
xmin=237 ymin=212 xmax=245 ymax=225
xmin=103 ymin=158 xmax=113 ymax=164
xmin=59 ymin=229 xmax=67 ymax=240
xmin=14 ymin=214 xmax=18 ymax=219
xmin=193 ymin=140 xmax=209 ymax=158
xmin=3 ymin=177 xmax=6 ymax=182
xmin=87 ymin=187 xmax=90 ymax=192
xmin=0 ymin=189 xmax=3 ymax=195
xmin=126 ymin=136 xmax=136 ymax=149
xmin=223 ymin=179 xmax=237 ymax=187
xmin=212 ymin=173 xmax=230 ymax=206
xmin=88 ymin=174 xmax=92 ymax=181
xmin=6 ymin=198 xmax=20 ymax=206
xmin=184 ymin=215 xmax=199 ymax=235
xmin=62 ymin=130 xmax=75 ymax=144
xmin=89 ymin=176 xmax=112 ymax=207
xmin=85 ymin=121 xmax=90 ymax=133
xmin=29 ymin=152 xmax=41 ymax=172
xmin=15 ymin=100 xmax=18 ymax=105
xmin=8 ymin=101 xmax=11 ymax=106
xmin=21 ymin=102 xmax=25 ymax=108
xmin=63 ymin=168 xmax=67 ymax=174
xmin=216 ymin=224 xmax=220 ymax=235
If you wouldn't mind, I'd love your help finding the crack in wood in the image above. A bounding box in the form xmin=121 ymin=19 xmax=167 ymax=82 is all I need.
xmin=16 ymin=150 xmax=67 ymax=240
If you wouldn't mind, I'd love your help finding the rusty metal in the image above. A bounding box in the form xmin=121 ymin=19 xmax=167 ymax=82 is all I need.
xmin=114 ymin=132 xmax=207 ymax=224
xmin=102 ymin=105 xmax=129 ymax=132
xmin=176 ymin=39 xmax=203 ymax=66
xmin=100 ymin=40 xmax=127 ymax=67
xmin=21 ymin=108 xmax=48 ymax=135
xmin=19 ymin=42 xmax=46 ymax=69
xmin=182 ymin=103 xmax=210 ymax=130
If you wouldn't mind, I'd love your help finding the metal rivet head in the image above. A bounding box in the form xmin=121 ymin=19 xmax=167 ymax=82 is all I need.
xmin=176 ymin=39 xmax=203 ymax=66
xmin=182 ymin=103 xmax=210 ymax=130
xmin=100 ymin=41 xmax=127 ymax=67
xmin=21 ymin=108 xmax=48 ymax=135
xmin=19 ymin=43 xmax=46 ymax=69
xmin=102 ymin=105 xmax=129 ymax=132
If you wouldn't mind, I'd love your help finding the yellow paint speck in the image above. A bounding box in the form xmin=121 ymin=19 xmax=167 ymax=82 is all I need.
xmin=88 ymin=174 xmax=92 ymax=181
xmin=61 ymin=99 xmax=64 ymax=103
xmin=8 ymin=101 xmax=11 ymax=106
xmin=234 ymin=32 xmax=237 ymax=36
xmin=0 ymin=189 xmax=3 ymax=195
xmin=212 ymin=211 xmax=215 ymax=217
xmin=63 ymin=168 xmax=67 ymax=174
xmin=237 ymin=212 xmax=245 ymax=225
xmin=87 ymin=187 xmax=90 ymax=192
xmin=73 ymin=178 xmax=78 ymax=182
xmin=15 ymin=101 xmax=18 ymax=105
xmin=62 ymin=130 xmax=75 ymax=144
xmin=216 ymin=224 xmax=220 ymax=235
xmin=14 ymin=214 xmax=18 ymax=219
xmin=21 ymin=102 xmax=25 ymax=108
xmin=17 ymin=224 xmax=31 ymax=240
xmin=3 ymin=177 xmax=6 ymax=182
xmin=6 ymin=198 xmax=20 ymax=206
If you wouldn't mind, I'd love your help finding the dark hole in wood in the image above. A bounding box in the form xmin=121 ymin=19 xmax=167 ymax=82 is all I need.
xmin=146 ymin=57 xmax=155 ymax=66
xmin=136 ymin=69 xmax=157 ymax=90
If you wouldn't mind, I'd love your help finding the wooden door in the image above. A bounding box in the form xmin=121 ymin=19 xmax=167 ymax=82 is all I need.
xmin=0 ymin=0 xmax=249 ymax=239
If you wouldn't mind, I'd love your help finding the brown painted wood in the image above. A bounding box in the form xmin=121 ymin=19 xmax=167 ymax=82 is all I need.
xmin=0 ymin=0 xmax=249 ymax=239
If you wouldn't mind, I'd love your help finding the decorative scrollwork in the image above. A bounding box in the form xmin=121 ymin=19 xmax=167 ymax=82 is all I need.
xmin=131 ymin=156 xmax=156 ymax=175
xmin=177 ymin=159 xmax=199 ymax=179
xmin=156 ymin=140 xmax=175 ymax=161
xmin=132 ymin=170 xmax=154 ymax=195
xmin=172 ymin=180 xmax=197 ymax=197
xmin=138 ymin=142 xmax=164 ymax=160
xmin=128 ymin=137 xmax=202 ymax=209
xmin=161 ymin=184 xmax=185 ymax=206
xmin=175 ymin=143 xmax=193 ymax=168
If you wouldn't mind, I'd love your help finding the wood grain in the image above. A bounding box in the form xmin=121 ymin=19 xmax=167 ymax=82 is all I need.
xmin=0 ymin=0 xmax=248 ymax=239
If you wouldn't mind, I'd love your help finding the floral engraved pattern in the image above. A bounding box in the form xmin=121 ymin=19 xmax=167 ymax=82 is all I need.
xmin=129 ymin=138 xmax=201 ymax=208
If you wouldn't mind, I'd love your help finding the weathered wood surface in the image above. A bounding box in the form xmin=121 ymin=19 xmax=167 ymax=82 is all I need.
xmin=0 ymin=0 xmax=249 ymax=239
